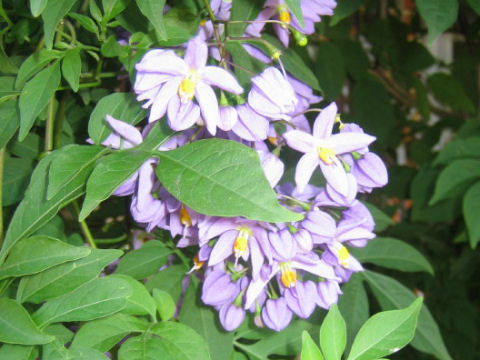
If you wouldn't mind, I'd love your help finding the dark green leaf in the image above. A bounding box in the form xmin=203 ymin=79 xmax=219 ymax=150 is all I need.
xmin=89 ymin=0 xmax=102 ymax=21
xmin=19 ymin=61 xmax=61 ymax=141
xmin=0 ymin=235 xmax=90 ymax=280
xmin=281 ymin=46 xmax=321 ymax=91
xmin=102 ymin=0 xmax=130 ymax=21
xmin=0 ymin=100 xmax=20 ymax=148
xmin=330 ymin=0 xmax=363 ymax=26
xmin=0 ymin=77 xmax=20 ymax=101
xmin=314 ymin=41 xmax=345 ymax=101
xmin=136 ymin=0 xmax=167 ymax=40
xmin=111 ymin=274 xmax=157 ymax=318
xmin=32 ymin=276 xmax=131 ymax=327
xmin=463 ymin=181 xmax=480 ymax=248
xmin=17 ymin=248 xmax=123 ymax=304
xmin=362 ymin=202 xmax=394 ymax=232
xmin=350 ymin=237 xmax=434 ymax=274
xmin=15 ymin=50 xmax=62 ymax=90
xmin=156 ymin=139 xmax=302 ymax=223
xmin=428 ymin=72 xmax=475 ymax=113
xmin=69 ymin=13 xmax=99 ymax=35
xmin=61 ymin=48 xmax=81 ymax=92
xmin=153 ymin=288 xmax=176 ymax=321
xmin=301 ymin=331 xmax=324 ymax=360
xmin=2 ymin=156 xmax=33 ymax=206
xmin=146 ymin=264 xmax=188 ymax=302
xmin=337 ymin=40 xmax=369 ymax=81
xmin=466 ymin=0 xmax=480 ymax=14
xmin=320 ymin=304 xmax=346 ymax=360
xmin=284 ymin=0 xmax=304 ymax=28
xmin=8 ymin=132 xmax=41 ymax=160
xmin=42 ymin=0 xmax=79 ymax=49
xmin=228 ymin=0 xmax=262 ymax=37
xmin=225 ymin=42 xmax=266 ymax=88
xmin=433 ymin=137 xmax=480 ymax=166
xmin=416 ymin=0 xmax=459 ymax=44
xmin=347 ymin=298 xmax=422 ymax=360
xmin=30 ymin=0 xmax=48 ymax=17
xmin=156 ymin=7 xmax=200 ymax=47
xmin=0 ymin=298 xmax=54 ymax=345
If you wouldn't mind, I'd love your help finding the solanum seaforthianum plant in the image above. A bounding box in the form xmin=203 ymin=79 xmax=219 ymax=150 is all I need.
xmin=0 ymin=0 xmax=471 ymax=359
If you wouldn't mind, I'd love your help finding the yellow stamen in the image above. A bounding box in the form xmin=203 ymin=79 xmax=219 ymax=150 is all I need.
xmin=280 ymin=262 xmax=296 ymax=288
xmin=180 ymin=206 xmax=192 ymax=227
xmin=200 ymin=19 xmax=207 ymax=26
xmin=317 ymin=147 xmax=336 ymax=165
xmin=178 ymin=70 xmax=198 ymax=103
xmin=193 ymin=253 xmax=204 ymax=270
xmin=337 ymin=245 xmax=350 ymax=268
xmin=268 ymin=136 xmax=278 ymax=146
xmin=278 ymin=6 xmax=291 ymax=28
xmin=234 ymin=227 xmax=251 ymax=257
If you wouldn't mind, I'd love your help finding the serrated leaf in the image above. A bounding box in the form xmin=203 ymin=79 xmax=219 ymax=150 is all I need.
xmin=88 ymin=92 xmax=146 ymax=144
xmin=347 ymin=298 xmax=422 ymax=360
xmin=136 ymin=0 xmax=167 ymax=40
xmin=0 ymin=298 xmax=54 ymax=345
xmin=18 ymin=61 xmax=61 ymax=141
xmin=114 ymin=240 xmax=171 ymax=280
xmin=15 ymin=50 xmax=63 ymax=89
xmin=428 ymin=72 xmax=475 ymax=113
xmin=284 ymin=0 xmax=304 ymax=28
xmin=430 ymin=159 xmax=480 ymax=204
xmin=417 ymin=0 xmax=459 ymax=44
xmin=156 ymin=139 xmax=302 ymax=223
xmin=17 ymin=248 xmax=123 ymax=304
xmin=350 ymin=237 xmax=434 ymax=274
xmin=320 ymin=304 xmax=346 ymax=360
xmin=42 ymin=0 xmax=79 ymax=49
xmin=362 ymin=271 xmax=452 ymax=360
xmin=47 ymin=145 xmax=109 ymax=200
xmin=61 ymin=48 xmax=81 ymax=92
xmin=111 ymin=274 xmax=157 ymax=318
xmin=153 ymin=289 xmax=176 ymax=321
xmin=301 ymin=331 xmax=324 ymax=360
xmin=32 ymin=276 xmax=131 ymax=327
xmin=463 ymin=181 xmax=480 ymax=248
xmin=71 ymin=313 xmax=148 ymax=352
xmin=0 ymin=235 xmax=90 ymax=280
xmin=30 ymin=0 xmax=48 ymax=17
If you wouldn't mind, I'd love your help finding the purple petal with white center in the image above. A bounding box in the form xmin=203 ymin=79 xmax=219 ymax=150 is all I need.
xmin=245 ymin=8 xmax=275 ymax=37
xmin=105 ymin=115 xmax=143 ymax=146
xmin=258 ymin=150 xmax=284 ymax=188
xmin=208 ymin=230 xmax=237 ymax=266
xmin=148 ymin=77 xmax=181 ymax=122
xmin=242 ymin=43 xmax=272 ymax=64
xmin=199 ymin=66 xmax=244 ymax=94
xmin=199 ymin=217 xmax=237 ymax=242
xmin=269 ymin=230 xmax=295 ymax=261
xmin=313 ymin=102 xmax=337 ymax=139
xmin=245 ymin=264 xmax=278 ymax=309
xmin=134 ymin=72 xmax=172 ymax=92
xmin=295 ymin=152 xmax=319 ymax=193
xmin=167 ymin=96 xmax=200 ymax=131
xmin=283 ymin=130 xmax=316 ymax=153
xmin=319 ymin=160 xmax=349 ymax=196
xmin=327 ymin=132 xmax=376 ymax=155
xmin=337 ymin=227 xmax=375 ymax=244
xmin=292 ymin=256 xmax=337 ymax=280
xmin=184 ymin=37 xmax=208 ymax=70
xmin=113 ymin=173 xmax=137 ymax=196
xmin=343 ymin=201 xmax=375 ymax=231
xmin=195 ymin=81 xmax=220 ymax=135
xmin=293 ymin=229 xmax=313 ymax=252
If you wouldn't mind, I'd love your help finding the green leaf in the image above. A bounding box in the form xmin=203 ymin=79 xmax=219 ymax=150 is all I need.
xmin=89 ymin=0 xmax=102 ymax=21
xmin=430 ymin=159 xmax=480 ymax=204
xmin=17 ymin=248 xmax=122 ymax=304
xmin=284 ymin=0 xmax=304 ymax=28
xmin=9 ymin=132 xmax=41 ymax=160
xmin=32 ymin=276 xmax=131 ymax=327
xmin=67 ymin=346 xmax=110 ymax=360
xmin=416 ymin=0 xmax=459 ymax=44
xmin=0 ymin=344 xmax=37 ymax=360
xmin=350 ymin=237 xmax=434 ymax=274
xmin=320 ymin=304 xmax=346 ymax=360
xmin=314 ymin=41 xmax=346 ymax=101
xmin=463 ymin=181 xmax=480 ymax=248
xmin=466 ymin=0 xmax=480 ymax=14
xmin=111 ymin=274 xmax=157 ymax=318
xmin=61 ymin=48 xmax=81 ymax=92
xmin=156 ymin=139 xmax=302 ymax=223
xmin=152 ymin=288 xmax=176 ymax=321
xmin=71 ymin=313 xmax=148 ymax=352
xmin=114 ymin=240 xmax=171 ymax=280
xmin=47 ymin=145 xmax=108 ymax=200
xmin=0 ymin=298 xmax=54 ymax=345
xmin=69 ymin=13 xmax=99 ymax=35
xmin=0 ymin=100 xmax=20 ymax=148
xmin=18 ymin=61 xmax=61 ymax=141
xmin=3 ymin=155 xmax=33 ymax=206
xmin=434 ymin=137 xmax=480 ymax=166
xmin=330 ymin=0 xmax=363 ymax=26
xmin=145 ymin=263 xmax=188 ymax=302
xmin=102 ymin=0 xmax=130 ymax=21
xmin=179 ymin=277 xmax=234 ymax=360
xmin=42 ymin=0 xmax=79 ymax=49
xmin=156 ymin=7 xmax=200 ymax=47
xmin=301 ymin=331 xmax=324 ymax=360
xmin=150 ymin=321 xmax=211 ymax=360
xmin=30 ymin=0 xmax=48 ymax=16
xmin=15 ymin=50 xmax=63 ymax=89
xmin=136 ymin=0 xmax=167 ymax=40
xmin=281 ymin=45 xmax=321 ymax=91
xmin=228 ymin=0 xmax=263 ymax=37
xmin=225 ymin=42 xmax=266 ymax=88
xmin=428 ymin=72 xmax=475 ymax=113
xmin=347 ymin=298 xmax=422 ymax=360
xmin=362 ymin=202 xmax=394 ymax=232
xmin=0 ymin=77 xmax=20 ymax=101
xmin=88 ymin=92 xmax=146 ymax=144
xmin=118 ymin=336 xmax=168 ymax=360
xmin=0 ymin=235 xmax=90 ymax=280
xmin=362 ymin=271 xmax=452 ymax=360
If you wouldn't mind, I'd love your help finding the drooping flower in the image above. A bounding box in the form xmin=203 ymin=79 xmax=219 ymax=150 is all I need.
xmin=261 ymin=298 xmax=293 ymax=331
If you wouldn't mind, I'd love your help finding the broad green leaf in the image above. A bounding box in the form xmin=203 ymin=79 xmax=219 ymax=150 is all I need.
xmin=284 ymin=0 xmax=304 ymax=28
xmin=156 ymin=139 xmax=302 ymax=223
xmin=68 ymin=346 xmax=110 ymax=360
xmin=156 ymin=7 xmax=200 ymax=47
xmin=42 ymin=0 xmax=79 ymax=49
xmin=228 ymin=0 xmax=262 ymax=37
xmin=337 ymin=40 xmax=369 ymax=81
xmin=301 ymin=331 xmax=324 ymax=360
xmin=102 ymin=0 xmax=130 ymax=21
xmin=90 ymin=0 xmax=102 ymax=21
xmin=15 ymin=49 xmax=63 ymax=89
xmin=433 ymin=137 xmax=480 ymax=166
xmin=150 ymin=321 xmax=211 ymax=360
xmin=0 ymin=344 xmax=37 ymax=360
xmin=88 ymin=92 xmax=146 ymax=144
xmin=0 ymin=150 xmax=93 ymax=263
xmin=9 ymin=132 xmax=41 ymax=160
xmin=45 ymin=324 xmax=74 ymax=344
xmin=350 ymin=237 xmax=434 ymax=274
xmin=153 ymin=288 xmax=176 ymax=321
xmin=0 ymin=100 xmax=20 ymax=148
xmin=314 ymin=41 xmax=346 ymax=101
xmin=136 ymin=0 xmax=167 ymax=40
xmin=0 ymin=235 xmax=90 ymax=280
xmin=30 ymin=0 xmax=48 ymax=17
xmin=47 ymin=145 xmax=109 ymax=200
xmin=0 ymin=298 xmax=54 ymax=345
xmin=3 ymin=156 xmax=33 ymax=206
xmin=179 ymin=277 xmax=234 ymax=360
xmin=428 ymin=72 xmax=475 ymax=113
xmin=111 ymin=274 xmax=157 ymax=318
xmin=362 ymin=201 xmax=394 ymax=232
xmin=32 ymin=276 xmax=131 ymax=327
xmin=146 ymin=263 xmax=188 ymax=302
xmin=0 ymin=76 xmax=19 ymax=101
xmin=69 ymin=13 xmax=99 ymax=35
xmin=330 ymin=0 xmax=363 ymax=26
xmin=320 ymin=304 xmax=346 ymax=360
xmin=61 ymin=48 xmax=81 ymax=92
xmin=118 ymin=336 xmax=168 ymax=360
xmin=362 ymin=271 xmax=452 ymax=360
xmin=430 ymin=159 xmax=480 ymax=204
xmin=114 ymin=240 xmax=171 ymax=280
xmin=18 ymin=61 xmax=61 ymax=141
xmin=467 ymin=0 xmax=480 ymax=14
xmin=417 ymin=0 xmax=459 ymax=44
xmin=463 ymin=181 xmax=480 ymax=248
xmin=347 ymin=298 xmax=422 ymax=360
xmin=71 ymin=313 xmax=148 ymax=352
xmin=0 ymin=46 xmax=18 ymax=75
xmin=17 ymin=248 xmax=122 ymax=304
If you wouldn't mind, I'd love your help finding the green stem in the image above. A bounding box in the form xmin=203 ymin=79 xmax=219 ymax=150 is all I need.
xmin=201 ymin=0 xmax=216 ymax=22
xmin=44 ymin=96 xmax=56 ymax=153
xmin=72 ymin=201 xmax=97 ymax=248
xmin=0 ymin=147 xmax=5 ymax=247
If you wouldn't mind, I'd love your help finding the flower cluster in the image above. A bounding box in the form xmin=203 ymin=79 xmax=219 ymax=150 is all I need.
xmin=94 ymin=0 xmax=389 ymax=332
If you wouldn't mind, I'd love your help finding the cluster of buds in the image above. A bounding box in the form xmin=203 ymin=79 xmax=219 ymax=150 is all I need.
xmin=96 ymin=0 xmax=388 ymax=331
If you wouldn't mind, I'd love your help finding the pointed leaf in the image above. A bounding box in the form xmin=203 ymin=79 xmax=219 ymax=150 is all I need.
xmin=417 ymin=0 xmax=459 ymax=44
xmin=0 ymin=344 xmax=38 ymax=360
xmin=320 ymin=304 xmax=346 ymax=360
xmin=30 ymin=0 xmax=49 ymax=16
xmin=0 ymin=100 xmax=20 ymax=148
xmin=145 ymin=263 xmax=188 ymax=303
xmin=111 ymin=274 xmax=157 ymax=318
xmin=152 ymin=289 xmax=176 ymax=321
xmin=301 ymin=331 xmax=324 ymax=360
xmin=15 ymin=49 xmax=63 ymax=89
xmin=61 ymin=48 xmax=81 ymax=92
xmin=156 ymin=139 xmax=302 ymax=223
xmin=229 ymin=0 xmax=262 ymax=37
xmin=284 ymin=0 xmax=304 ymax=28
xmin=463 ymin=181 xmax=480 ymax=248
xmin=0 ymin=298 xmax=54 ymax=345
xmin=136 ymin=0 xmax=167 ymax=40
xmin=42 ymin=0 xmax=79 ymax=49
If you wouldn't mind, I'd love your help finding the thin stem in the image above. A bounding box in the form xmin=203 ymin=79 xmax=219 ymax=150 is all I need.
xmin=44 ymin=96 xmax=56 ymax=153
xmin=72 ymin=201 xmax=97 ymax=248
xmin=201 ymin=0 xmax=217 ymax=22
xmin=0 ymin=147 xmax=5 ymax=246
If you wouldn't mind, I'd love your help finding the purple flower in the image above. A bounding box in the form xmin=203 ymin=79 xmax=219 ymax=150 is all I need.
xmin=201 ymin=270 xmax=239 ymax=306
xmin=283 ymin=102 xmax=376 ymax=195
xmin=231 ymin=103 xmax=269 ymax=141
xmin=134 ymin=37 xmax=243 ymax=135
xmin=285 ymin=280 xmax=318 ymax=318
xmin=219 ymin=303 xmax=246 ymax=331
xmin=317 ymin=280 xmax=342 ymax=309
xmin=262 ymin=298 xmax=293 ymax=331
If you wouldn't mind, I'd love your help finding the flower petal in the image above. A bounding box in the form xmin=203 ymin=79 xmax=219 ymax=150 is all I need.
xmin=283 ymin=130 xmax=315 ymax=153
xmin=208 ymin=230 xmax=236 ymax=266
xmin=184 ymin=37 xmax=208 ymax=70
xmin=295 ymin=152 xmax=319 ymax=193
xmin=195 ymin=82 xmax=220 ymax=135
xmin=319 ymin=160 xmax=349 ymax=196
xmin=148 ymin=77 xmax=181 ymax=122
xmin=313 ymin=102 xmax=337 ymax=139
xmin=167 ymin=96 xmax=200 ymax=131
xmin=328 ymin=132 xmax=376 ymax=155
xmin=105 ymin=115 xmax=143 ymax=145
xmin=199 ymin=66 xmax=243 ymax=94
